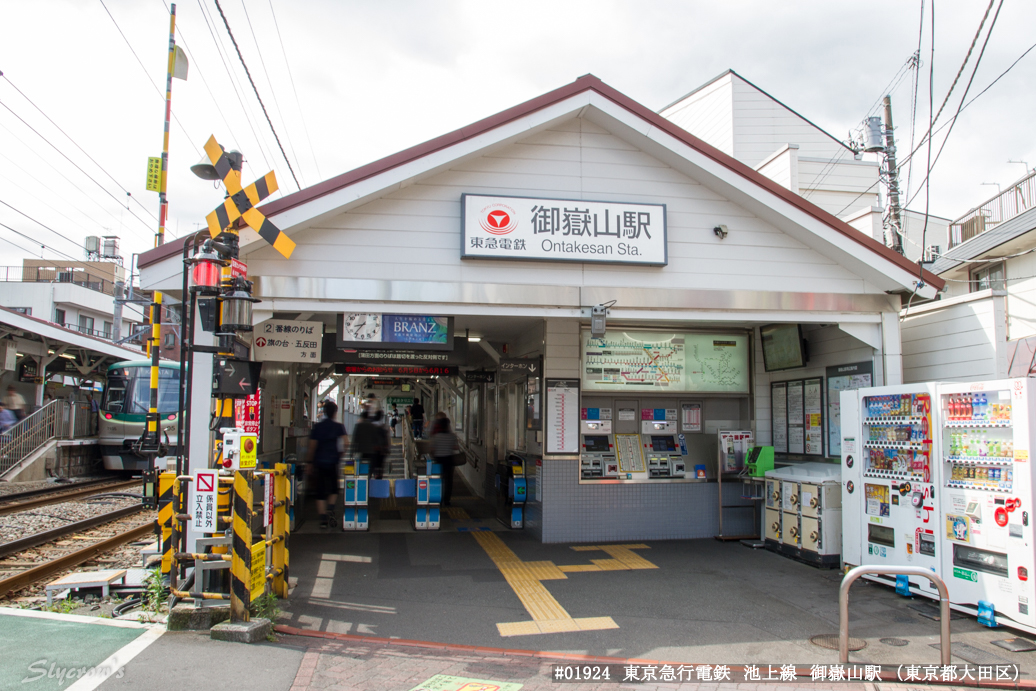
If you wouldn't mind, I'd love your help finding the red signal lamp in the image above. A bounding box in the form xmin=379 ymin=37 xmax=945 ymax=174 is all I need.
xmin=190 ymin=244 xmax=222 ymax=295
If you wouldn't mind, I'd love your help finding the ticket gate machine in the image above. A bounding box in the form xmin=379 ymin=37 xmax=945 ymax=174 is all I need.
xmin=580 ymin=434 xmax=618 ymax=479
xmin=342 ymin=460 xmax=370 ymax=531
xmin=415 ymin=461 xmax=442 ymax=530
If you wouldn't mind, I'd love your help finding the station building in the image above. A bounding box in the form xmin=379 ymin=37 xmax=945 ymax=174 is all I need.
xmin=139 ymin=75 xmax=941 ymax=544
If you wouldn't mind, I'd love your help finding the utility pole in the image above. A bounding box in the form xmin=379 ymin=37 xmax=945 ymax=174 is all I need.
xmin=112 ymin=280 xmax=124 ymax=342
xmin=883 ymin=95 xmax=904 ymax=255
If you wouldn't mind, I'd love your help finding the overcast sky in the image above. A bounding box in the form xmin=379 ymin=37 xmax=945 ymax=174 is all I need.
xmin=1 ymin=0 xmax=1033 ymax=273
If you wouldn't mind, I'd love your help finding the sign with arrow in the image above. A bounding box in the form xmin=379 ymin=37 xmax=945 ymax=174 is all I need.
xmin=212 ymin=358 xmax=263 ymax=398
xmin=500 ymin=358 xmax=540 ymax=375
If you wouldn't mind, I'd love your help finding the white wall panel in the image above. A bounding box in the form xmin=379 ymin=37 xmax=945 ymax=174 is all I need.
xmin=901 ymin=295 xmax=1004 ymax=383
xmin=659 ymin=75 xmax=734 ymax=157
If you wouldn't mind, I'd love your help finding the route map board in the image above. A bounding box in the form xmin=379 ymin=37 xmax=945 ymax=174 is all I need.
xmin=615 ymin=433 xmax=646 ymax=473
xmin=581 ymin=330 xmax=748 ymax=394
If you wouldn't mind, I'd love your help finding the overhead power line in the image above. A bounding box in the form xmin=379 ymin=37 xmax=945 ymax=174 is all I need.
xmin=269 ymin=0 xmax=321 ymax=180
xmin=213 ymin=0 xmax=301 ymax=189
xmin=98 ymin=0 xmax=201 ymax=160
xmin=0 ymin=99 xmax=155 ymax=239
xmin=0 ymin=72 xmax=159 ymax=226
xmin=241 ymin=0 xmax=304 ymax=186
xmin=0 ymin=198 xmax=86 ymax=252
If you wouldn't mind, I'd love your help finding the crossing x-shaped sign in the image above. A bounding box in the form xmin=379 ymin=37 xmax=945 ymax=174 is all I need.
xmin=203 ymin=135 xmax=296 ymax=258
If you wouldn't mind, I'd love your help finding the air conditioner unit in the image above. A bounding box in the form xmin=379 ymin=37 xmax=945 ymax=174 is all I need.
xmin=84 ymin=236 xmax=101 ymax=253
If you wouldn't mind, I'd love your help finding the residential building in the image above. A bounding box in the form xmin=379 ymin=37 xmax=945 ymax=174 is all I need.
xmin=660 ymin=70 xmax=948 ymax=262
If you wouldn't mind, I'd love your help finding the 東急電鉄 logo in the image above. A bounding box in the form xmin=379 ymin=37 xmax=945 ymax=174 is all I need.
xmin=479 ymin=203 xmax=518 ymax=235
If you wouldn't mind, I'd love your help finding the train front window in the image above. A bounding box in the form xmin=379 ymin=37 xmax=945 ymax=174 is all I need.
xmin=106 ymin=368 xmax=180 ymax=415
xmin=102 ymin=377 xmax=127 ymax=413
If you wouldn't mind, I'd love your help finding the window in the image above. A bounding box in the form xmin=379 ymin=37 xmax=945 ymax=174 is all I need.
xmin=103 ymin=321 xmax=113 ymax=338
xmin=54 ymin=308 xmax=65 ymax=325
xmin=78 ymin=315 xmax=95 ymax=334
xmin=163 ymin=332 xmax=175 ymax=348
xmin=9 ymin=307 xmax=31 ymax=316
xmin=971 ymin=262 xmax=1005 ymax=292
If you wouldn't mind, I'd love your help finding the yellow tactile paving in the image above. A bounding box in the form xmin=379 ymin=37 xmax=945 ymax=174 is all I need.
xmin=444 ymin=507 xmax=470 ymax=520
xmin=472 ymin=533 xmax=652 ymax=637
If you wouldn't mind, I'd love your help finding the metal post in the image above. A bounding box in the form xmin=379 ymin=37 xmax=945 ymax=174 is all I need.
xmin=883 ymin=95 xmax=904 ymax=255
xmin=272 ymin=463 xmax=288 ymax=598
xmin=839 ymin=565 xmax=951 ymax=665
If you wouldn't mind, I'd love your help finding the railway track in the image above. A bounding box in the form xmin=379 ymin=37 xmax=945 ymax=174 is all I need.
xmin=0 ymin=479 xmax=139 ymax=516
xmin=0 ymin=523 xmax=154 ymax=600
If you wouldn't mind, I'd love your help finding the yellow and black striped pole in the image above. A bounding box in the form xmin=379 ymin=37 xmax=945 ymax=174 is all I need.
xmin=230 ymin=470 xmax=253 ymax=621
xmin=272 ymin=463 xmax=288 ymax=598
xmin=158 ymin=471 xmax=175 ymax=574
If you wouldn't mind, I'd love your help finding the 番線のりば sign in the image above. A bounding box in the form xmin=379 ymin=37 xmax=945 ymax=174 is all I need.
xmin=461 ymin=194 xmax=667 ymax=266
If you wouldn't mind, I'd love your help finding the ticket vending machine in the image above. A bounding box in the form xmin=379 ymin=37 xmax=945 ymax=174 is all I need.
xmin=641 ymin=419 xmax=685 ymax=479
xmin=580 ymin=418 xmax=617 ymax=480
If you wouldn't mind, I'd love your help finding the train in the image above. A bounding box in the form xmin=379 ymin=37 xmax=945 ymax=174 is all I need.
xmin=98 ymin=360 xmax=182 ymax=472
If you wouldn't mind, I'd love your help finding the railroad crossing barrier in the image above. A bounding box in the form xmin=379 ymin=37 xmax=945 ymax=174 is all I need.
xmin=159 ymin=464 xmax=291 ymax=620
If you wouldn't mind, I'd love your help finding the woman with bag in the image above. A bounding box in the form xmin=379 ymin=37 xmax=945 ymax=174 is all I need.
xmin=429 ymin=412 xmax=461 ymax=507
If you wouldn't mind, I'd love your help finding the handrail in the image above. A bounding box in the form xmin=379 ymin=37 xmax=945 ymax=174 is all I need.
xmin=839 ymin=565 xmax=950 ymax=665
xmin=0 ymin=400 xmax=96 ymax=474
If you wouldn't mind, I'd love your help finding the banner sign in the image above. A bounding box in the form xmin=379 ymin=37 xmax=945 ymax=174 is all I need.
xmin=336 ymin=314 xmax=454 ymax=351
xmin=461 ymin=193 xmax=667 ymax=266
xmin=234 ymin=389 xmax=261 ymax=441
xmin=334 ymin=364 xmax=457 ymax=377
xmin=253 ymin=319 xmax=323 ymax=362
xmin=322 ymin=337 xmax=467 ymax=364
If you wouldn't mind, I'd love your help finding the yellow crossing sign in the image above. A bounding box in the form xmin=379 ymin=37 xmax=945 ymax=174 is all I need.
xmin=202 ymin=135 xmax=295 ymax=258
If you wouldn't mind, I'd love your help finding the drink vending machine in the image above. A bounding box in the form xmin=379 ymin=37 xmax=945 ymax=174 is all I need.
xmin=938 ymin=379 xmax=1036 ymax=631
xmin=840 ymin=384 xmax=943 ymax=598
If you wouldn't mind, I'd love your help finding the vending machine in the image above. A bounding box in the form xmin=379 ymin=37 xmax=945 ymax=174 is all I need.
xmin=580 ymin=416 xmax=617 ymax=480
xmin=840 ymin=384 xmax=943 ymax=597
xmin=938 ymin=378 xmax=1036 ymax=631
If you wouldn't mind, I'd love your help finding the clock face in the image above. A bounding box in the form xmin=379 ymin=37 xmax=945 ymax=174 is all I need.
xmin=344 ymin=313 xmax=382 ymax=342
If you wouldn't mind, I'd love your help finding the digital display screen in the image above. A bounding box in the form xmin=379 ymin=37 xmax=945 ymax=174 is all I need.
xmin=583 ymin=435 xmax=611 ymax=452
xmin=651 ymin=436 xmax=677 ymax=452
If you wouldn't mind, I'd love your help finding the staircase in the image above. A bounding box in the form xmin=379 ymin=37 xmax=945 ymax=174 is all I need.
xmin=383 ymin=437 xmax=406 ymax=479
xmin=0 ymin=400 xmax=92 ymax=478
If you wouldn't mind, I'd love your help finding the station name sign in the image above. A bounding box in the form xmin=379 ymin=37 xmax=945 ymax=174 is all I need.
xmin=461 ymin=194 xmax=667 ymax=266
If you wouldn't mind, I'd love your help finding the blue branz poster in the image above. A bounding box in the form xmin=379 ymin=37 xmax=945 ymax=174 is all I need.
xmin=383 ymin=315 xmax=450 ymax=345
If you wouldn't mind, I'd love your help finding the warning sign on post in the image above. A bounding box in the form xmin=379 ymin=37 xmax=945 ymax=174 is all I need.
xmin=192 ymin=470 xmax=217 ymax=532
xmin=250 ymin=541 xmax=266 ymax=600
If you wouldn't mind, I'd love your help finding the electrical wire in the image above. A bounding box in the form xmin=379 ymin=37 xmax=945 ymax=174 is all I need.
xmin=269 ymin=0 xmax=321 ymax=180
xmin=97 ymin=0 xmax=202 ymax=158
xmin=213 ymin=0 xmax=300 ymax=189
xmin=0 ymin=199 xmax=86 ymax=252
xmin=929 ymin=0 xmax=996 ymax=135
xmin=241 ymin=0 xmax=304 ymax=187
xmin=196 ymin=0 xmax=273 ymax=172
xmin=0 ymin=167 xmax=109 ymax=240
xmin=0 ymin=220 xmax=101 ymax=268
xmin=0 ymin=72 xmax=159 ymax=225
xmin=0 ymin=121 xmax=149 ymax=242
xmin=0 ymin=100 xmax=155 ymax=239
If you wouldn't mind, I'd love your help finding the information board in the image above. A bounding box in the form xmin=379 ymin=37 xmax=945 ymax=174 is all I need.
xmin=581 ymin=330 xmax=749 ymax=393
xmin=192 ymin=470 xmax=218 ymax=533
xmin=771 ymin=376 xmax=824 ymax=457
xmin=826 ymin=361 xmax=873 ymax=457
xmin=681 ymin=402 xmax=702 ymax=433
xmin=253 ymin=319 xmax=323 ymax=362
xmin=545 ymin=378 xmax=579 ymax=454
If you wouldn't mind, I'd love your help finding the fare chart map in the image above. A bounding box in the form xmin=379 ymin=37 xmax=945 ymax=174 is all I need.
xmin=582 ymin=331 xmax=749 ymax=393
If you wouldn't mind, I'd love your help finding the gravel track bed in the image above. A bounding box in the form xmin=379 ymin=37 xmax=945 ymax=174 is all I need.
xmin=0 ymin=496 xmax=141 ymax=543
xmin=0 ymin=510 xmax=157 ymax=601
xmin=0 ymin=475 xmax=115 ymax=497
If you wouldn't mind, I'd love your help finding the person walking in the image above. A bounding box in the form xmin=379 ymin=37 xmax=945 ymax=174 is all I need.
xmin=352 ymin=408 xmax=388 ymax=480
xmin=306 ymin=401 xmax=348 ymax=530
xmin=4 ymin=386 xmax=26 ymax=420
xmin=411 ymin=397 xmax=425 ymax=438
xmin=0 ymin=401 xmax=16 ymax=433
xmin=430 ymin=412 xmax=460 ymax=507
xmin=390 ymin=404 xmax=400 ymax=438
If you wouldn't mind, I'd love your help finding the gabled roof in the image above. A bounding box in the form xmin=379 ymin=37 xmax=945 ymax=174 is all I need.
xmin=930 ymin=206 xmax=1036 ymax=274
xmin=659 ymin=69 xmax=854 ymax=154
xmin=139 ymin=74 xmax=941 ymax=292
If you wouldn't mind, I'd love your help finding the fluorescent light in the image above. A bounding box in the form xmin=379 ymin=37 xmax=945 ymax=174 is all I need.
xmin=467 ymin=337 xmax=481 ymax=342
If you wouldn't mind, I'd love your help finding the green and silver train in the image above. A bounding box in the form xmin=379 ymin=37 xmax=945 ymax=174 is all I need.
xmin=99 ymin=360 xmax=182 ymax=471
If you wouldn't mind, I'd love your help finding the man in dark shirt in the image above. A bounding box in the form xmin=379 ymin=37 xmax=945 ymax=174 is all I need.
xmin=307 ymin=401 xmax=348 ymax=530
xmin=411 ymin=398 xmax=425 ymax=438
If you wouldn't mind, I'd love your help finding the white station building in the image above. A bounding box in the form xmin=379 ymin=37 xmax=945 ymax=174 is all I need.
xmin=140 ymin=75 xmax=942 ymax=544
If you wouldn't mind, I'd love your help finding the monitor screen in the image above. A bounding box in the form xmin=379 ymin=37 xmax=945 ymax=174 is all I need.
xmin=760 ymin=323 xmax=806 ymax=372
xmin=583 ymin=435 xmax=611 ymax=452
xmin=650 ymin=436 xmax=677 ymax=452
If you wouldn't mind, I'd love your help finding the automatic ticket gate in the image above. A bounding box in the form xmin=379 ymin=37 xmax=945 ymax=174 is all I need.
xmin=342 ymin=460 xmax=370 ymax=531
xmin=496 ymin=453 xmax=529 ymax=528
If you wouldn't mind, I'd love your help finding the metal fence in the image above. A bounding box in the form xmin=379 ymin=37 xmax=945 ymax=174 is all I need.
xmin=0 ymin=266 xmax=119 ymax=297
xmin=0 ymin=400 xmax=96 ymax=475
xmin=949 ymin=170 xmax=1036 ymax=248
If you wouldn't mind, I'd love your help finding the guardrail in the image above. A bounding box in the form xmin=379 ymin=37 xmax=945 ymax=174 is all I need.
xmin=839 ymin=565 xmax=951 ymax=665
xmin=949 ymin=170 xmax=1036 ymax=248
xmin=0 ymin=400 xmax=96 ymax=474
